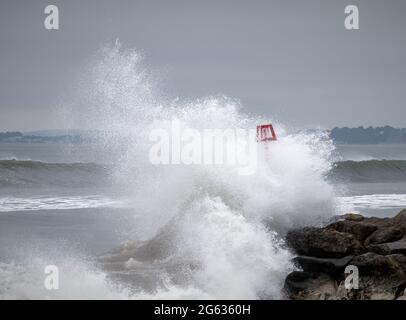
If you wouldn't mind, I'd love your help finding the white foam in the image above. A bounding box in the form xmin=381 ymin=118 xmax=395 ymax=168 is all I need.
xmin=0 ymin=260 xmax=129 ymax=300
xmin=0 ymin=195 xmax=125 ymax=212
xmin=338 ymin=194 xmax=406 ymax=211
xmin=3 ymin=43 xmax=338 ymax=299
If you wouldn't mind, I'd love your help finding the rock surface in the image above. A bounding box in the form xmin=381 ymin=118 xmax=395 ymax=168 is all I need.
xmin=284 ymin=209 xmax=406 ymax=300
xmin=285 ymin=227 xmax=364 ymax=258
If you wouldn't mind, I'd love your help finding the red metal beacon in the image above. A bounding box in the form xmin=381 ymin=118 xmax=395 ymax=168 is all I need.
xmin=256 ymin=124 xmax=277 ymax=142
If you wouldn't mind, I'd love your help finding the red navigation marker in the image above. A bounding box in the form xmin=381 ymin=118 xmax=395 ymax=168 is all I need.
xmin=256 ymin=124 xmax=277 ymax=142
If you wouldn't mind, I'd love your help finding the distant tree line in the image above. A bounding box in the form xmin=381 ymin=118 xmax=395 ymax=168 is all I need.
xmin=0 ymin=131 xmax=85 ymax=143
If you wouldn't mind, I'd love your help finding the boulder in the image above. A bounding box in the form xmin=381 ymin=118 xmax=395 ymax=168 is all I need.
xmin=294 ymin=255 xmax=353 ymax=274
xmin=327 ymin=220 xmax=377 ymax=242
xmin=284 ymin=209 xmax=406 ymax=300
xmin=284 ymin=271 xmax=337 ymax=300
xmin=365 ymin=226 xmax=404 ymax=245
xmin=393 ymin=209 xmax=406 ymax=225
xmin=341 ymin=213 xmax=365 ymax=222
xmin=363 ymin=210 xmax=406 ymax=245
xmin=397 ymin=289 xmax=406 ymax=300
xmin=335 ymin=276 xmax=404 ymax=300
xmin=367 ymin=237 xmax=406 ymax=255
xmin=286 ymin=227 xmax=364 ymax=258
xmin=350 ymin=252 xmax=406 ymax=277
xmin=348 ymin=276 xmax=403 ymax=300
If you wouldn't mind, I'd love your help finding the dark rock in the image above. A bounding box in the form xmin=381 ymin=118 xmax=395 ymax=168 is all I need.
xmin=367 ymin=237 xmax=406 ymax=255
xmin=362 ymin=210 xmax=406 ymax=245
xmin=365 ymin=226 xmax=404 ymax=245
xmin=284 ymin=271 xmax=315 ymax=295
xmin=286 ymin=227 xmax=364 ymax=258
xmin=393 ymin=209 xmax=406 ymax=225
xmin=337 ymin=276 xmax=401 ymax=300
xmin=386 ymin=238 xmax=406 ymax=255
xmin=327 ymin=220 xmax=377 ymax=242
xmin=397 ymin=288 xmax=406 ymax=300
xmin=327 ymin=213 xmax=364 ymax=225
xmin=284 ymin=271 xmax=337 ymax=300
xmin=342 ymin=213 xmax=365 ymax=222
xmin=284 ymin=209 xmax=406 ymax=300
xmin=391 ymin=253 xmax=406 ymax=274
xmin=294 ymin=255 xmax=353 ymax=274
xmin=350 ymin=252 xmax=406 ymax=277
xmin=367 ymin=243 xmax=389 ymax=255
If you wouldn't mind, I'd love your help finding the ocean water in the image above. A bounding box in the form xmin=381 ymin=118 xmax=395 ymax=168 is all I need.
xmin=331 ymin=151 xmax=406 ymax=216
xmin=0 ymin=44 xmax=405 ymax=300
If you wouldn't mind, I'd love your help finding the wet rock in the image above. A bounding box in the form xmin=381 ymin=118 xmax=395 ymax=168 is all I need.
xmin=387 ymin=238 xmax=406 ymax=255
xmin=327 ymin=220 xmax=377 ymax=242
xmin=286 ymin=227 xmax=364 ymax=258
xmin=365 ymin=226 xmax=404 ymax=245
xmin=284 ymin=271 xmax=337 ymax=300
xmin=336 ymin=275 xmax=403 ymax=300
xmin=342 ymin=213 xmax=365 ymax=222
xmin=350 ymin=252 xmax=406 ymax=277
xmin=393 ymin=209 xmax=406 ymax=224
xmin=397 ymin=289 xmax=406 ymax=300
xmin=364 ymin=210 xmax=406 ymax=245
xmin=284 ymin=209 xmax=406 ymax=300
xmin=367 ymin=237 xmax=406 ymax=255
xmin=294 ymin=255 xmax=353 ymax=274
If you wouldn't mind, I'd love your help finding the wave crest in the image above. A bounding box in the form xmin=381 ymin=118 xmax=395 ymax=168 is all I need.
xmin=331 ymin=160 xmax=406 ymax=182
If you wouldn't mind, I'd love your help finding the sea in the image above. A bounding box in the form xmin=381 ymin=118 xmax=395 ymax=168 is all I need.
xmin=1 ymin=140 xmax=404 ymax=300
xmin=0 ymin=45 xmax=405 ymax=299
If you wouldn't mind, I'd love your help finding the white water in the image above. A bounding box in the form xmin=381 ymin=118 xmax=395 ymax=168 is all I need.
xmin=0 ymin=43 xmax=338 ymax=299
xmin=0 ymin=196 xmax=124 ymax=212
xmin=338 ymin=194 xmax=406 ymax=212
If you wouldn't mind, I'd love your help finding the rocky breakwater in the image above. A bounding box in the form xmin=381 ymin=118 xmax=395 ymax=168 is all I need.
xmin=284 ymin=209 xmax=406 ymax=300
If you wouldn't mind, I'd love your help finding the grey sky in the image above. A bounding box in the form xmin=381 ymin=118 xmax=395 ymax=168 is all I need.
xmin=0 ymin=0 xmax=405 ymax=130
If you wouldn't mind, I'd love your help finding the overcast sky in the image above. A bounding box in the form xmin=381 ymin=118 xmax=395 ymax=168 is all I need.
xmin=1 ymin=0 xmax=405 ymax=130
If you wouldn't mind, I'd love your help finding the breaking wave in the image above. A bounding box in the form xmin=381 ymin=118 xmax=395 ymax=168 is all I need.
xmin=0 ymin=160 xmax=109 ymax=188
xmin=0 ymin=43 xmax=339 ymax=299
xmin=330 ymin=160 xmax=406 ymax=182
xmin=2 ymin=159 xmax=404 ymax=190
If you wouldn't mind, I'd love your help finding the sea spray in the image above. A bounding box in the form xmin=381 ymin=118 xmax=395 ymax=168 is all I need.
xmin=1 ymin=42 xmax=338 ymax=299
xmin=64 ymin=42 xmax=338 ymax=298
